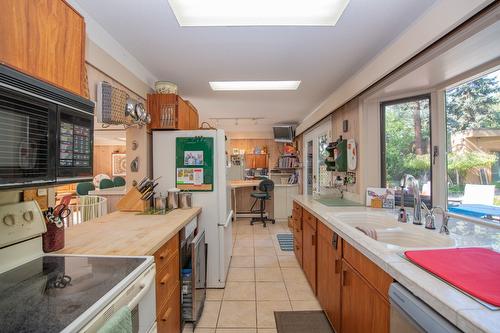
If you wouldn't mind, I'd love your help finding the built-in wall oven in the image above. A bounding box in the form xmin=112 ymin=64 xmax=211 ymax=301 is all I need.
xmin=0 ymin=64 xmax=94 ymax=189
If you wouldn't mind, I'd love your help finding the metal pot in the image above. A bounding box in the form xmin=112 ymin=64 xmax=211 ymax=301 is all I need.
xmin=167 ymin=188 xmax=180 ymax=209
xmin=179 ymin=192 xmax=192 ymax=209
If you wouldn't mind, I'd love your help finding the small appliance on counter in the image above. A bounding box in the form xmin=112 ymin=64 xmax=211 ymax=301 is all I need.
xmin=0 ymin=201 xmax=156 ymax=333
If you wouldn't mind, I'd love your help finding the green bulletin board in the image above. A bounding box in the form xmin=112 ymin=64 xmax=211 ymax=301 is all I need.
xmin=176 ymin=137 xmax=214 ymax=191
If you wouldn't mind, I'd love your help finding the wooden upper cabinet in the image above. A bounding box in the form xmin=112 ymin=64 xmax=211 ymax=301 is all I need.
xmin=0 ymin=0 xmax=86 ymax=96
xmin=244 ymin=154 xmax=268 ymax=169
xmin=317 ymin=222 xmax=342 ymax=332
xmin=148 ymin=93 xmax=199 ymax=130
xmin=0 ymin=0 xmax=29 ymax=71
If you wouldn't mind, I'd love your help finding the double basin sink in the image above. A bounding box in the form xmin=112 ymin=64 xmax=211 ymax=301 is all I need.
xmin=328 ymin=211 xmax=456 ymax=249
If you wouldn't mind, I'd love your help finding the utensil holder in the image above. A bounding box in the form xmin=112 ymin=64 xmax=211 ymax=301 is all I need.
xmin=42 ymin=219 xmax=64 ymax=252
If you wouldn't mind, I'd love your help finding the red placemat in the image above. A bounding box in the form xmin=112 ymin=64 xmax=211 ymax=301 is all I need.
xmin=405 ymin=248 xmax=500 ymax=306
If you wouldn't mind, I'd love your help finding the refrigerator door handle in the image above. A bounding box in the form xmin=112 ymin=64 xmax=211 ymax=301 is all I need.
xmin=218 ymin=210 xmax=233 ymax=227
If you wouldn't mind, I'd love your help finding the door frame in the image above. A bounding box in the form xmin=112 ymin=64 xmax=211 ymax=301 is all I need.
xmin=303 ymin=121 xmax=332 ymax=195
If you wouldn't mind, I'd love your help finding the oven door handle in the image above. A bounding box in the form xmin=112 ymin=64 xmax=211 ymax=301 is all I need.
xmin=127 ymin=269 xmax=155 ymax=310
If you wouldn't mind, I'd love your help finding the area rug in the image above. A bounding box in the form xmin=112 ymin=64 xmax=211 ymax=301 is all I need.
xmin=276 ymin=233 xmax=294 ymax=251
xmin=274 ymin=311 xmax=334 ymax=333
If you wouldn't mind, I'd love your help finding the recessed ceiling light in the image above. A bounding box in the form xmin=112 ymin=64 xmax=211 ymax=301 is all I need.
xmin=209 ymin=81 xmax=301 ymax=91
xmin=168 ymin=0 xmax=350 ymax=26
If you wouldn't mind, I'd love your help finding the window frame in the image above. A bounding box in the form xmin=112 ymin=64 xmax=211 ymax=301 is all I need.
xmin=380 ymin=93 xmax=433 ymax=206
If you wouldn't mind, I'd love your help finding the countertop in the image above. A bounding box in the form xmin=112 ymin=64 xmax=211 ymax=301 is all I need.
xmin=293 ymin=195 xmax=500 ymax=333
xmin=57 ymin=207 xmax=201 ymax=256
xmin=230 ymin=179 xmax=298 ymax=188
xmin=230 ymin=180 xmax=261 ymax=188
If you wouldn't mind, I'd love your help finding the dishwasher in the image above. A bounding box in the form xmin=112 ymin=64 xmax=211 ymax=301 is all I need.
xmin=389 ymin=283 xmax=462 ymax=333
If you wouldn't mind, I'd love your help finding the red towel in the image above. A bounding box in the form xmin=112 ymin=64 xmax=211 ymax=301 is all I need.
xmin=405 ymin=248 xmax=500 ymax=306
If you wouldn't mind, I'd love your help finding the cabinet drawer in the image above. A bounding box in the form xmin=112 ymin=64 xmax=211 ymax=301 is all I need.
xmin=292 ymin=201 xmax=302 ymax=220
xmin=156 ymin=251 xmax=180 ymax=314
xmin=157 ymin=283 xmax=180 ymax=333
xmin=343 ymin=242 xmax=392 ymax=300
xmin=303 ymin=209 xmax=317 ymax=230
xmin=154 ymin=234 xmax=179 ymax=272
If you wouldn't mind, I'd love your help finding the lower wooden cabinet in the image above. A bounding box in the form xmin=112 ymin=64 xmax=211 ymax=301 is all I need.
xmin=292 ymin=202 xmax=303 ymax=266
xmin=154 ymin=233 xmax=181 ymax=333
xmin=341 ymin=261 xmax=390 ymax=333
xmin=302 ymin=216 xmax=317 ymax=293
xmin=157 ymin=283 xmax=181 ymax=333
xmin=294 ymin=202 xmax=392 ymax=333
xmin=317 ymin=222 xmax=342 ymax=332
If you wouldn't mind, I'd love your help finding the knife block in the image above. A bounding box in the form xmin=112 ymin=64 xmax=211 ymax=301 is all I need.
xmin=116 ymin=187 xmax=149 ymax=212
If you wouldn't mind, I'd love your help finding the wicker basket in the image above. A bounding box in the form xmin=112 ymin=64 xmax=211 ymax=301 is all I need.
xmin=66 ymin=196 xmax=108 ymax=227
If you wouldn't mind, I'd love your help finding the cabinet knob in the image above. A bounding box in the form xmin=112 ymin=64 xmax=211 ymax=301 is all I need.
xmin=23 ymin=211 xmax=34 ymax=222
xmin=3 ymin=214 xmax=15 ymax=226
xmin=160 ymin=273 xmax=171 ymax=285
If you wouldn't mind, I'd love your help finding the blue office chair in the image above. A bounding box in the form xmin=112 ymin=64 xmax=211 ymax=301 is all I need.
xmin=250 ymin=179 xmax=275 ymax=227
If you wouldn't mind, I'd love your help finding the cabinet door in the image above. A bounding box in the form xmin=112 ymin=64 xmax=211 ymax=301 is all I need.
xmin=254 ymin=154 xmax=268 ymax=168
xmin=317 ymin=223 xmax=342 ymax=332
xmin=302 ymin=220 xmax=317 ymax=293
xmin=0 ymin=0 xmax=29 ymax=71
xmin=189 ymin=107 xmax=199 ymax=129
xmin=341 ymin=261 xmax=389 ymax=333
xmin=177 ymin=97 xmax=190 ymax=130
xmin=244 ymin=154 xmax=255 ymax=168
xmin=28 ymin=0 xmax=84 ymax=95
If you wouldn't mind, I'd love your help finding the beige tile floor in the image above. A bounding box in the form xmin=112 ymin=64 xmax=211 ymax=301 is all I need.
xmin=183 ymin=218 xmax=321 ymax=333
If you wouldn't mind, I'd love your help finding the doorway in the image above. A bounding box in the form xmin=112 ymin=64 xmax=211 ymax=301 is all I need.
xmin=303 ymin=121 xmax=332 ymax=195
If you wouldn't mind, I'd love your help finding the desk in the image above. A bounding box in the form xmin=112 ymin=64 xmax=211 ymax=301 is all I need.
xmin=88 ymin=186 xmax=127 ymax=212
xmin=230 ymin=180 xmax=271 ymax=221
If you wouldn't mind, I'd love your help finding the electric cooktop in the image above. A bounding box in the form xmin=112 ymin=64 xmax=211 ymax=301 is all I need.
xmin=0 ymin=255 xmax=147 ymax=333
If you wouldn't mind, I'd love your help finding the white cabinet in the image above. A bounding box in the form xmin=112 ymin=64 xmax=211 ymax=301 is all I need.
xmin=273 ymin=185 xmax=299 ymax=221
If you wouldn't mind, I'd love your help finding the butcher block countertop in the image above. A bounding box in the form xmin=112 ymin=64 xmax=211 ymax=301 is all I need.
xmin=57 ymin=207 xmax=201 ymax=256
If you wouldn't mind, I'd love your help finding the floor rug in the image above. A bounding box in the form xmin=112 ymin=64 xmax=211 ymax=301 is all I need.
xmin=276 ymin=233 xmax=294 ymax=251
xmin=274 ymin=311 xmax=334 ymax=333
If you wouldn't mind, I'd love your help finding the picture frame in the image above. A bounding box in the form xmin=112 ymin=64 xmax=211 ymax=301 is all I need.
xmin=112 ymin=153 xmax=127 ymax=176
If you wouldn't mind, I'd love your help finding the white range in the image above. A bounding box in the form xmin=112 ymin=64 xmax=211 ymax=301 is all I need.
xmin=0 ymin=201 xmax=157 ymax=333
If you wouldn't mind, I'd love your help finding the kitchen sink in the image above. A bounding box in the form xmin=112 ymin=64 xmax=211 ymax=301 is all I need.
xmin=329 ymin=211 xmax=456 ymax=249
xmin=376 ymin=229 xmax=456 ymax=248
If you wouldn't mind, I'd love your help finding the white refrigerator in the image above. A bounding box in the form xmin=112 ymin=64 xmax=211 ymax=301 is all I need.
xmin=153 ymin=130 xmax=233 ymax=288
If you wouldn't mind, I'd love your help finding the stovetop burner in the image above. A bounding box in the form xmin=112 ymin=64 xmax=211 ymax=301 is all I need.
xmin=0 ymin=255 xmax=146 ymax=333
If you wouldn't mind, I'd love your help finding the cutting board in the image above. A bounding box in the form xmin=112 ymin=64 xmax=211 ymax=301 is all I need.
xmin=405 ymin=248 xmax=500 ymax=307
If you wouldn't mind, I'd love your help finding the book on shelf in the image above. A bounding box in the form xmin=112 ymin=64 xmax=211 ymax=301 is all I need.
xmin=278 ymin=155 xmax=299 ymax=169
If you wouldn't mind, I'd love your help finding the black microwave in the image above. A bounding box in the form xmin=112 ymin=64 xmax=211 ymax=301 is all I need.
xmin=0 ymin=65 xmax=94 ymax=189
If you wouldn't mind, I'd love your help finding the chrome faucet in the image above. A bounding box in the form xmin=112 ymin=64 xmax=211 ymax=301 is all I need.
xmin=425 ymin=206 xmax=450 ymax=235
xmin=399 ymin=174 xmax=426 ymax=225
xmin=333 ymin=176 xmax=345 ymax=199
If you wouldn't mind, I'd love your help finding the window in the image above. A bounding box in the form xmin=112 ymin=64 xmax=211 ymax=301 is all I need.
xmin=445 ymin=70 xmax=500 ymax=220
xmin=381 ymin=95 xmax=432 ymax=206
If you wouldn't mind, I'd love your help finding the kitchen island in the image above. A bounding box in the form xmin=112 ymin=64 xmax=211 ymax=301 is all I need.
xmin=58 ymin=207 xmax=202 ymax=333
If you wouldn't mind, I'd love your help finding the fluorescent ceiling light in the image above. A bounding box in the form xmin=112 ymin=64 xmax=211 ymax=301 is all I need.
xmin=168 ymin=0 xmax=350 ymax=26
xmin=209 ymin=81 xmax=301 ymax=91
